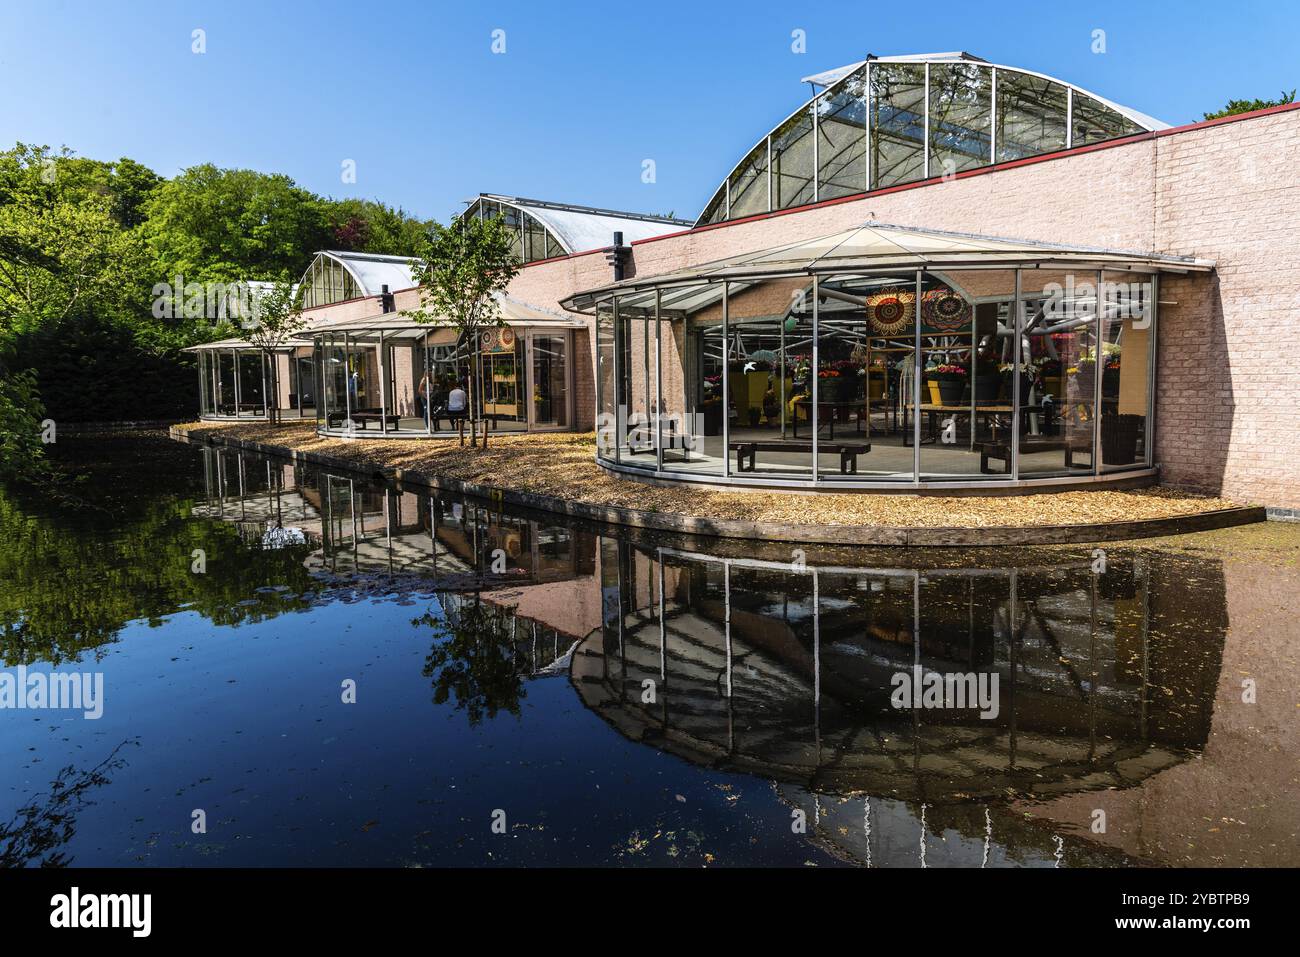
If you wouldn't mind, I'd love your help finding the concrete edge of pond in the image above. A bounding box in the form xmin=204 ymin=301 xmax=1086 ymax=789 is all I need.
xmin=170 ymin=427 xmax=1268 ymax=548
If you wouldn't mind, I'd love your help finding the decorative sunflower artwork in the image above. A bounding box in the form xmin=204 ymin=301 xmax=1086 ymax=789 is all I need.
xmin=866 ymin=291 xmax=915 ymax=336
xmin=921 ymin=290 xmax=971 ymax=334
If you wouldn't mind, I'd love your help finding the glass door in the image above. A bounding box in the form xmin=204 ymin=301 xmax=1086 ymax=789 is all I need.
xmin=528 ymin=331 xmax=570 ymax=429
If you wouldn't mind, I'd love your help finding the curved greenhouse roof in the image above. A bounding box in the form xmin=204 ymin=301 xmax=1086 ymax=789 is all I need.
xmin=463 ymin=194 xmax=692 ymax=264
xmin=696 ymin=52 xmax=1168 ymax=227
xmin=299 ymin=250 xmax=417 ymax=309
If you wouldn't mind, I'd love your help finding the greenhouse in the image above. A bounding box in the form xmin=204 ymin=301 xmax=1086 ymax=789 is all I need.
xmin=563 ymin=221 xmax=1213 ymax=489
xmin=696 ymin=52 xmax=1162 ymax=226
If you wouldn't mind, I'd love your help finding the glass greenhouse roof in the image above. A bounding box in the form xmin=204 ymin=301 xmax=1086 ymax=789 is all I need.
xmin=463 ymin=194 xmax=692 ymax=265
xmin=696 ymin=53 xmax=1168 ymax=227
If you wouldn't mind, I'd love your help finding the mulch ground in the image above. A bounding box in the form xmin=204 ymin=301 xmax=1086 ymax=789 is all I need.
xmin=174 ymin=420 xmax=1247 ymax=529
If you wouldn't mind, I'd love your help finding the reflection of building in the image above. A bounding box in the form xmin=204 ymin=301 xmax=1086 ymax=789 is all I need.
xmin=193 ymin=447 xmax=596 ymax=592
xmin=572 ymin=540 xmax=1226 ymax=804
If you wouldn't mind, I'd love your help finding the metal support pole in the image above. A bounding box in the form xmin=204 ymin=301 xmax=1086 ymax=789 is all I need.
xmin=913 ymin=270 xmax=922 ymax=483
xmin=811 ymin=276 xmax=820 ymax=482
xmin=722 ymin=282 xmax=730 ymax=477
xmin=655 ymin=290 xmax=663 ymax=472
xmin=1012 ymin=269 xmax=1022 ymax=481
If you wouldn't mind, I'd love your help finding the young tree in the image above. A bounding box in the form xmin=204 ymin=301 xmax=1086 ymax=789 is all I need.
xmin=241 ymin=280 xmax=306 ymax=425
xmin=406 ymin=214 xmax=520 ymax=448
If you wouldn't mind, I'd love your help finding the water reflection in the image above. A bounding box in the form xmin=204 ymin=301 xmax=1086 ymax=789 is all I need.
xmin=581 ymin=542 xmax=1223 ymax=803
xmin=186 ymin=447 xmax=1229 ymax=864
xmin=1 ymin=441 xmax=1244 ymax=866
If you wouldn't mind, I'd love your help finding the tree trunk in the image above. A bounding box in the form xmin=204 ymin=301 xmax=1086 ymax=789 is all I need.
xmin=468 ymin=338 xmax=479 ymax=448
xmin=479 ymin=348 xmax=489 ymax=450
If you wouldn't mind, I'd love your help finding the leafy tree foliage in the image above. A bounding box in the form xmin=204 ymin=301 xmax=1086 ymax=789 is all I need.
xmin=0 ymin=142 xmax=433 ymax=476
xmin=1204 ymin=89 xmax=1296 ymax=120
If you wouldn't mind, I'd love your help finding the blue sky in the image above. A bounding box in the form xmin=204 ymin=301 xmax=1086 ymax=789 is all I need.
xmin=3 ymin=0 xmax=1297 ymax=224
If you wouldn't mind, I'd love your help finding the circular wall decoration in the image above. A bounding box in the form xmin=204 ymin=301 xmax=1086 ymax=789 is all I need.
xmin=922 ymin=291 xmax=970 ymax=332
xmin=867 ymin=292 xmax=915 ymax=336
xmin=480 ymin=329 xmax=496 ymax=349
xmin=498 ymin=326 xmax=517 ymax=349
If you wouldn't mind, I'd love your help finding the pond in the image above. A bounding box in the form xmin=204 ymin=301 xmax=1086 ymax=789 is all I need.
xmin=2 ymin=432 xmax=1297 ymax=867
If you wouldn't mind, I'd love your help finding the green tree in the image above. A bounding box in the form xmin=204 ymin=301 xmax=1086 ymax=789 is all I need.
xmin=242 ymin=280 xmax=307 ymax=425
xmin=327 ymin=198 xmax=431 ymax=256
xmin=0 ymin=145 xmax=147 ymax=336
xmin=141 ymin=164 xmax=333 ymax=285
xmin=1204 ymin=89 xmax=1296 ymax=120
xmin=406 ymin=214 xmax=520 ymax=447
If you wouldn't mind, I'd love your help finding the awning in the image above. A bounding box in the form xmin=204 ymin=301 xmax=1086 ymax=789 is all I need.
xmin=560 ymin=221 xmax=1215 ymax=314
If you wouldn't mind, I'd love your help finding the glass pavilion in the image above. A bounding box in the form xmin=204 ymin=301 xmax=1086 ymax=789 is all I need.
xmin=563 ymin=222 xmax=1213 ymax=490
xmin=308 ymin=293 xmax=584 ymax=438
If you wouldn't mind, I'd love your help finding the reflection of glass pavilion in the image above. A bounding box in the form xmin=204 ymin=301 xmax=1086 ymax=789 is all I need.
xmin=573 ymin=539 xmax=1223 ymax=803
xmin=564 ymin=222 xmax=1212 ymax=489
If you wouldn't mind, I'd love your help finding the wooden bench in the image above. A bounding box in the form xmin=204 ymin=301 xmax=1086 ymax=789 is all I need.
xmin=218 ymin=402 xmax=265 ymax=416
xmin=624 ymin=418 xmax=678 ymax=455
xmin=979 ymin=437 xmax=1092 ymax=474
xmin=731 ymin=441 xmax=871 ymax=475
xmin=326 ymin=408 xmax=397 ymax=431
xmin=350 ymin=411 xmax=400 ymax=432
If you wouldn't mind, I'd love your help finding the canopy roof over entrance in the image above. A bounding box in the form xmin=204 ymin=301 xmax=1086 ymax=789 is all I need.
xmin=561 ymin=221 xmax=1215 ymax=315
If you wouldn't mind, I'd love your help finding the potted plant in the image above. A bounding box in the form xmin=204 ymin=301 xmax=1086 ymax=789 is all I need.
xmin=930 ymin=363 xmax=967 ymax=404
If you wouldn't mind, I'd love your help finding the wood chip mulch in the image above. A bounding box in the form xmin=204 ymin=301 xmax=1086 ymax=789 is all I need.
xmin=175 ymin=421 xmax=1245 ymax=529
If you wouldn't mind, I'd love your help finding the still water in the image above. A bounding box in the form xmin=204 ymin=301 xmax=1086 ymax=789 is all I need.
xmin=2 ymin=433 xmax=1297 ymax=867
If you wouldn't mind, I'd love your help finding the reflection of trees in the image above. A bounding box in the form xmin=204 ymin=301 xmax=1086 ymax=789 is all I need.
xmin=0 ymin=482 xmax=321 ymax=666
xmin=0 ymin=740 xmax=135 ymax=867
xmin=417 ymin=598 xmax=526 ymax=725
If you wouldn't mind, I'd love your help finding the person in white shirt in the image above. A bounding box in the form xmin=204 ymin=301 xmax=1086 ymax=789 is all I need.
xmin=446 ymin=381 xmax=469 ymax=441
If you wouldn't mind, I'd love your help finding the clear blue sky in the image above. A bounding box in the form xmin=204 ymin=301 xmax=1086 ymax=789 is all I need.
xmin=4 ymin=0 xmax=1297 ymax=224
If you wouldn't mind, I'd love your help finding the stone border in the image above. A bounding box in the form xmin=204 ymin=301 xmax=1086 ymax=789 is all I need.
xmin=170 ymin=427 xmax=1267 ymax=547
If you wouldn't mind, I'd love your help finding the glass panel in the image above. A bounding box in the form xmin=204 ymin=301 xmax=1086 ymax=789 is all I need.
xmin=237 ymin=351 xmax=264 ymax=415
xmin=322 ymin=337 xmax=348 ymax=427
xmin=483 ymin=334 xmax=525 ymax=430
xmin=817 ymin=67 xmax=867 ymax=200
xmin=870 ymin=62 xmax=926 ymax=189
xmin=619 ymin=304 xmax=655 ymax=468
xmin=811 ymin=273 xmax=917 ymax=480
xmin=595 ymin=299 xmax=617 ymax=461
xmin=727 ymin=139 xmax=769 ymax=220
xmin=724 ymin=277 xmax=812 ymax=477
xmin=917 ymin=272 xmax=1002 ymax=480
xmin=1018 ymin=270 xmax=1098 ymax=476
xmin=660 ymin=282 xmax=724 ymax=477
xmin=928 ymin=63 xmax=992 ymax=176
xmin=1100 ymin=270 xmax=1154 ymax=470
xmin=771 ymin=105 xmax=816 ymax=210
xmin=698 ymin=187 xmax=728 ymax=226
xmin=1072 ymin=92 xmax=1145 ymax=147
xmin=995 ymin=70 xmax=1068 ymax=162
xmin=530 ymin=334 xmax=568 ymax=428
